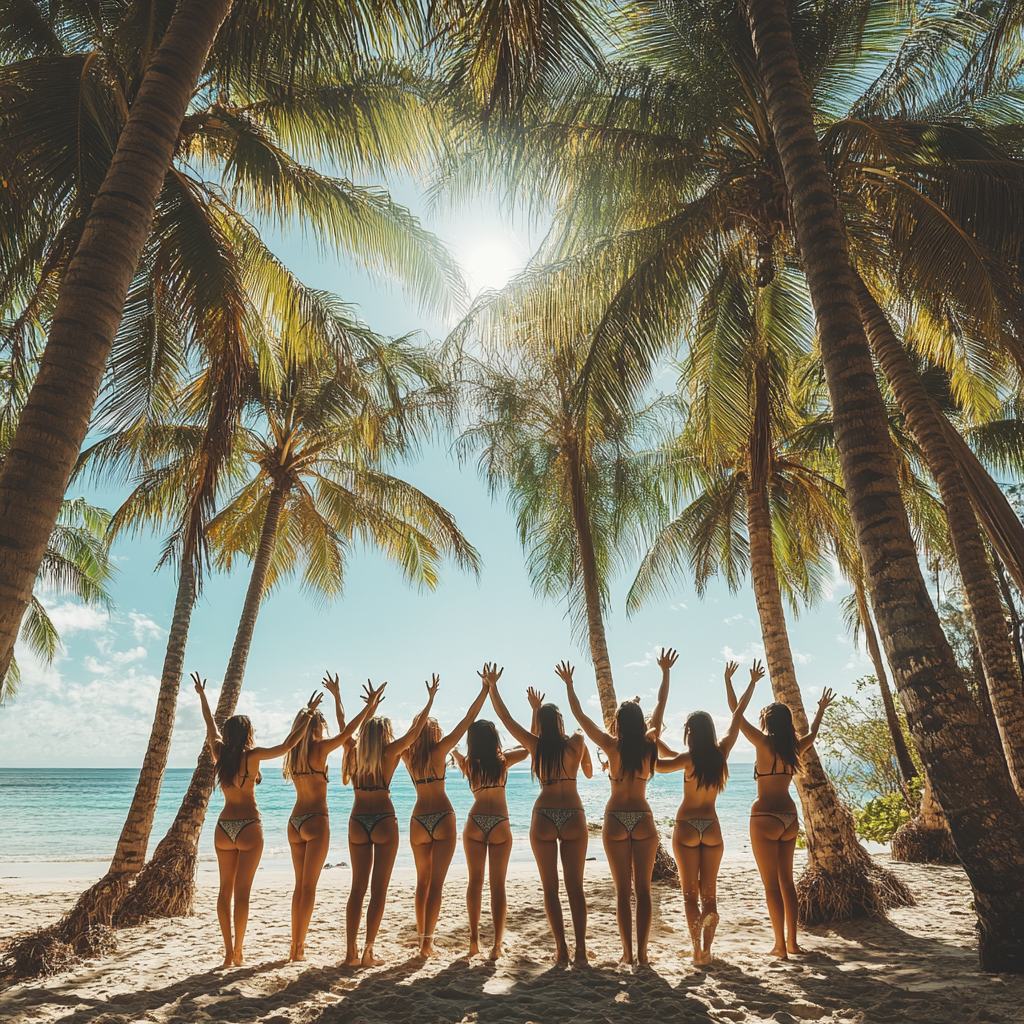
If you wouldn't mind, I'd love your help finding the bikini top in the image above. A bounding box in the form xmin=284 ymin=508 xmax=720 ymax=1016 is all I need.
xmin=233 ymin=752 xmax=261 ymax=788
xmin=540 ymin=775 xmax=577 ymax=786
xmin=354 ymin=782 xmax=390 ymax=792
xmin=753 ymin=755 xmax=795 ymax=780
xmin=293 ymin=766 xmax=329 ymax=782
xmin=414 ymin=768 xmax=446 ymax=786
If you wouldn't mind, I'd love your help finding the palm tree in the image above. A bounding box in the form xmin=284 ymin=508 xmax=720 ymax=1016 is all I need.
xmin=0 ymin=0 xmax=469 ymax=680
xmin=740 ymin=0 xmax=1024 ymax=968
xmin=628 ymin=255 xmax=912 ymax=921
xmin=117 ymin=340 xmax=479 ymax=921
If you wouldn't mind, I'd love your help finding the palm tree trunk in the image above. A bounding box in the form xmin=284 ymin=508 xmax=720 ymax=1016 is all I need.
xmin=0 ymin=0 xmax=233 ymax=683
xmin=566 ymin=436 xmax=617 ymax=728
xmin=116 ymin=484 xmax=288 ymax=923
xmin=744 ymin=0 xmax=1024 ymax=971
xmin=745 ymin=428 xmax=912 ymax=920
xmin=994 ymin=560 xmax=1024 ymax=685
xmin=855 ymin=276 xmax=1024 ymax=799
xmin=854 ymin=578 xmax=918 ymax=787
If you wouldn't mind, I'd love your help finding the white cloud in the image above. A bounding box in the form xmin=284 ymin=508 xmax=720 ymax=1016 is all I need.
xmin=45 ymin=602 xmax=109 ymax=635
xmin=129 ymin=612 xmax=165 ymax=642
xmin=670 ymin=603 xmax=687 ymax=612
xmin=624 ymin=646 xmax=664 ymax=668
xmin=723 ymin=613 xmax=744 ymax=624
xmin=791 ymin=649 xmax=813 ymax=665
xmin=110 ymin=646 xmax=147 ymax=665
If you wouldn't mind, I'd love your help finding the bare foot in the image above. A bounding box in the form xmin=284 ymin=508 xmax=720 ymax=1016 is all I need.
xmin=618 ymin=953 xmax=635 ymax=965
xmin=768 ymin=945 xmax=789 ymax=960
xmin=468 ymin=939 xmax=481 ymax=957
xmin=232 ymin=953 xmax=244 ymax=966
xmin=575 ymin=948 xmax=592 ymax=967
xmin=487 ymin=943 xmax=504 ymax=961
xmin=218 ymin=955 xmax=233 ymax=969
xmin=555 ymin=943 xmax=570 ymax=966
xmin=787 ymin=943 xmax=807 ymax=955
xmin=344 ymin=953 xmax=361 ymax=966
xmin=701 ymin=911 xmax=719 ymax=957
xmin=637 ymin=952 xmax=650 ymax=967
xmin=361 ymin=946 xmax=385 ymax=967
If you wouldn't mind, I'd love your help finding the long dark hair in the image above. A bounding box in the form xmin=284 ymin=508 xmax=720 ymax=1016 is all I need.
xmin=685 ymin=711 xmax=728 ymax=791
xmin=614 ymin=701 xmax=656 ymax=778
xmin=533 ymin=703 xmax=570 ymax=783
xmin=404 ymin=717 xmax=443 ymax=780
xmin=760 ymin=703 xmax=801 ymax=773
xmin=466 ymin=720 xmax=506 ymax=789
xmin=217 ymin=715 xmax=254 ymax=789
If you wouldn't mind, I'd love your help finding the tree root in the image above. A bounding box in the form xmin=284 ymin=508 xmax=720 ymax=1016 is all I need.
xmin=652 ymin=836 xmax=679 ymax=883
xmin=114 ymin=842 xmax=197 ymax=926
xmin=890 ymin=817 xmax=960 ymax=864
xmin=797 ymin=861 xmax=915 ymax=926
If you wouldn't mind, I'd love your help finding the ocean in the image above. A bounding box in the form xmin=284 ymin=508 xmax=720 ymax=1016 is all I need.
xmin=0 ymin=766 xmax=760 ymax=874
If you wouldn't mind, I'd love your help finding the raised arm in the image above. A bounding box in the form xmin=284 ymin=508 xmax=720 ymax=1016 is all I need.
xmin=325 ymin=680 xmax=386 ymax=753
xmin=254 ymin=691 xmax=325 ymax=760
xmin=503 ymin=746 xmax=530 ymax=769
xmin=648 ymin=647 xmax=677 ymax=738
xmin=799 ymin=688 xmax=836 ymax=752
xmin=727 ymin=660 xmax=766 ymax=745
xmin=579 ymin=737 xmax=594 ymax=778
xmin=323 ymin=672 xmax=345 ymax=733
xmin=193 ymin=673 xmax=221 ymax=758
xmin=439 ymin=670 xmax=491 ymax=752
xmin=555 ymin=661 xmax=613 ymax=751
xmin=720 ymin=673 xmax=759 ymax=756
xmin=657 ymin=736 xmax=681 ymax=759
xmin=527 ymin=686 xmax=544 ymax=736
xmin=486 ymin=672 xmax=537 ymax=753
xmin=388 ymin=675 xmax=439 ymax=757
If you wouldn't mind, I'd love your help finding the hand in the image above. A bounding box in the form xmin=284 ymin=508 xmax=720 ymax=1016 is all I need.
xmin=724 ymin=660 xmax=739 ymax=682
xmin=526 ymin=686 xmax=545 ymax=710
xmin=307 ymin=690 xmax=324 ymax=713
xmin=477 ymin=662 xmax=503 ymax=689
xmin=361 ymin=680 xmax=387 ymax=707
xmin=817 ymin=687 xmax=837 ymax=714
xmin=426 ymin=674 xmax=440 ymax=700
xmin=749 ymin=659 xmax=765 ymax=685
xmin=191 ymin=671 xmax=206 ymax=696
xmin=597 ymin=751 xmax=609 ymax=774
xmin=657 ymin=647 xmax=678 ymax=672
xmin=322 ymin=671 xmax=341 ymax=701
xmin=554 ymin=660 xmax=574 ymax=686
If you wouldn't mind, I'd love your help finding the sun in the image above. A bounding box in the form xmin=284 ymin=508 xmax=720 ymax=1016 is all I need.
xmin=456 ymin=235 xmax=529 ymax=296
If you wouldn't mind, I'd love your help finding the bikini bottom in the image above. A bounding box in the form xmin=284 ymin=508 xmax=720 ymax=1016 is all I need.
xmin=412 ymin=810 xmax=452 ymax=839
xmin=751 ymin=810 xmax=799 ymax=833
xmin=290 ymin=811 xmax=327 ymax=833
xmin=469 ymin=813 xmax=508 ymax=840
xmin=218 ymin=817 xmax=260 ymax=844
xmin=606 ymin=809 xmax=653 ymax=836
xmin=533 ymin=806 xmax=582 ymax=838
xmin=676 ymin=817 xmax=716 ymax=838
xmin=351 ymin=813 xmax=396 ymax=839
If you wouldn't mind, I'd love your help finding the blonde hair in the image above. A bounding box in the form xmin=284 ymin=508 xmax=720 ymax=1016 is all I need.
xmin=346 ymin=717 xmax=394 ymax=788
xmin=404 ymin=717 xmax=443 ymax=780
xmin=282 ymin=709 xmax=326 ymax=780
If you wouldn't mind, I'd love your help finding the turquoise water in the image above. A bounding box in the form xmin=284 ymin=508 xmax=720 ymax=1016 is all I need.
xmin=0 ymin=766 xmax=758 ymax=871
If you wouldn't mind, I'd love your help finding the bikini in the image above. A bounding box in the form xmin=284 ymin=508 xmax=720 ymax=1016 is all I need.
xmin=290 ymin=766 xmax=329 ymax=832
xmin=218 ymin=754 xmax=262 ymax=844
xmin=676 ymin=771 xmax=719 ymax=838
xmin=468 ymin=775 xmax=509 ymax=839
xmin=350 ymin=779 xmax=396 ymax=839
xmin=534 ymin=775 xmax=583 ymax=838
xmin=751 ymin=757 xmax=799 ymax=831
xmin=411 ymin=768 xmax=453 ymax=838
xmin=606 ymin=762 xmax=655 ymax=836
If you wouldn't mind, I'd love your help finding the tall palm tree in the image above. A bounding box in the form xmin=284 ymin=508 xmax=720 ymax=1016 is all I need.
xmin=117 ymin=340 xmax=479 ymax=921
xmin=740 ymin=0 xmax=1024 ymax=969
xmin=628 ymin=255 xmax=912 ymax=921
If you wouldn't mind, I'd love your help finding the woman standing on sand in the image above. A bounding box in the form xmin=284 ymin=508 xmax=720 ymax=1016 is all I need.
xmin=194 ymin=672 xmax=319 ymax=968
xmin=558 ymin=651 xmax=674 ymax=966
xmin=402 ymin=672 xmax=490 ymax=958
xmin=487 ymin=666 xmax=593 ymax=966
xmin=655 ymin=664 xmax=758 ymax=964
xmin=726 ymin=660 xmax=835 ymax=959
xmin=283 ymin=672 xmax=384 ymax=962
xmin=342 ymin=676 xmax=437 ymax=966
xmin=452 ymin=665 xmax=529 ymax=959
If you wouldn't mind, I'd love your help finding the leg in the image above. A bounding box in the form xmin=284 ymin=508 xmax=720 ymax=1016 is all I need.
xmin=750 ymin=816 xmax=787 ymax=958
xmin=603 ymin=817 xmax=635 ymax=963
xmin=559 ymin=813 xmax=589 ymax=965
xmin=673 ymin=823 xmax=704 ymax=964
xmin=486 ymin=828 xmax=513 ymax=958
xmin=698 ymin=839 xmax=724 ymax=960
xmin=629 ymin=823 xmax=659 ymax=965
xmin=288 ymin=823 xmax=306 ymax=961
xmin=464 ymin=825 xmax=488 ymax=956
xmin=346 ymin=821 xmax=374 ymax=965
xmin=363 ymin=819 xmax=400 ymax=965
xmin=531 ymin=814 xmax=569 ymax=965
xmin=421 ymin=817 xmax=458 ymax=957
xmin=778 ymin=832 xmax=801 ymax=953
xmin=230 ymin=824 xmax=264 ymax=965
xmin=214 ymin=835 xmax=239 ymax=968
xmin=293 ymin=817 xmax=330 ymax=960
xmin=410 ymin=821 xmax=433 ymax=949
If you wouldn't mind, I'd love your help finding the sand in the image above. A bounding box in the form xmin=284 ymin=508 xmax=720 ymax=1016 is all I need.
xmin=1 ymin=853 xmax=1020 ymax=1024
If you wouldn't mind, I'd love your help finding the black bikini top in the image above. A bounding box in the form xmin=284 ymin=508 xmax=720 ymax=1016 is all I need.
xmin=236 ymin=752 xmax=262 ymax=787
xmin=754 ymin=755 xmax=795 ymax=780
xmin=293 ymin=766 xmax=329 ymax=782
xmin=540 ymin=775 xmax=576 ymax=786
xmin=414 ymin=769 xmax=446 ymax=786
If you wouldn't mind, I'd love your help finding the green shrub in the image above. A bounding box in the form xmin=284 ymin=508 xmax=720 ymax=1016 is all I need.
xmin=854 ymin=791 xmax=913 ymax=843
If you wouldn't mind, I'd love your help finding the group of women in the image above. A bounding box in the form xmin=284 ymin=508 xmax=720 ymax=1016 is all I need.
xmin=194 ymin=652 xmax=835 ymax=970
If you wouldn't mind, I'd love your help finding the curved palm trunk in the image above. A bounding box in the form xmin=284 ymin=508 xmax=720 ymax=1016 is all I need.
xmin=117 ymin=485 xmax=287 ymax=923
xmin=856 ymin=277 xmax=1024 ymax=799
xmin=994 ymin=561 xmax=1024 ymax=683
xmin=744 ymin=385 xmax=911 ymax=920
xmin=745 ymin=0 xmax=1024 ymax=971
xmin=0 ymin=0 xmax=233 ymax=682
xmin=854 ymin=578 xmax=917 ymax=787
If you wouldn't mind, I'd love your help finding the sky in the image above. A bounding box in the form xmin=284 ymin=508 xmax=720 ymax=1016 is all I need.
xmin=0 ymin=183 xmax=879 ymax=769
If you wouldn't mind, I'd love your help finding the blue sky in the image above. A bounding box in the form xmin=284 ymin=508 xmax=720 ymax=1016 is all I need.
xmin=0 ymin=189 xmax=877 ymax=768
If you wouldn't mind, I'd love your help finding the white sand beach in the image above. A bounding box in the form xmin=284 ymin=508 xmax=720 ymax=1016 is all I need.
xmin=2 ymin=852 xmax=1019 ymax=1024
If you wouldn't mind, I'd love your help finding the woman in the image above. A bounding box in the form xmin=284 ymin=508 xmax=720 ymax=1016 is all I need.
xmin=194 ymin=672 xmax=318 ymax=968
xmin=655 ymin=668 xmax=758 ymax=965
xmin=452 ymin=664 xmax=529 ymax=959
xmin=487 ymin=665 xmax=593 ymax=966
xmin=726 ymin=659 xmax=835 ymax=958
xmin=342 ymin=675 xmax=438 ymax=967
xmin=283 ymin=671 xmax=383 ymax=962
xmin=558 ymin=650 xmax=674 ymax=966
xmin=403 ymin=672 xmax=489 ymax=958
